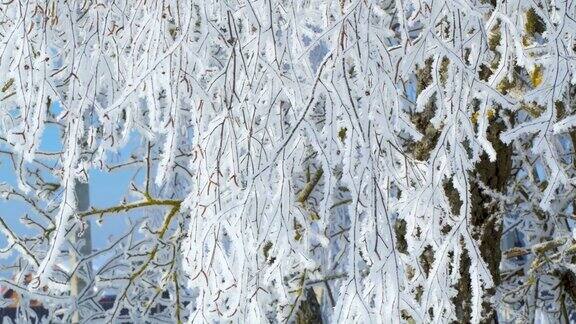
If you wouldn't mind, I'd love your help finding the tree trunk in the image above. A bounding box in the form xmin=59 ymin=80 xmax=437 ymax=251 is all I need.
xmin=296 ymin=288 xmax=323 ymax=324
xmin=453 ymin=119 xmax=512 ymax=323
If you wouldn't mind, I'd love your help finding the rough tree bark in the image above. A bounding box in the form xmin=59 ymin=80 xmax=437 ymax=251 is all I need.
xmin=453 ymin=119 xmax=512 ymax=323
xmin=409 ymin=61 xmax=513 ymax=322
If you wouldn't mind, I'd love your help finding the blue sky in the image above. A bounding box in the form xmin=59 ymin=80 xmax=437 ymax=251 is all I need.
xmin=0 ymin=103 xmax=146 ymax=270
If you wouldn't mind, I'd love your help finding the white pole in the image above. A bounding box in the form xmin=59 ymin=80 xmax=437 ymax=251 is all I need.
xmin=71 ymin=180 xmax=92 ymax=324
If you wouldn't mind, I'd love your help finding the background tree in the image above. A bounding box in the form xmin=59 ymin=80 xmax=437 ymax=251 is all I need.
xmin=0 ymin=0 xmax=575 ymax=323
